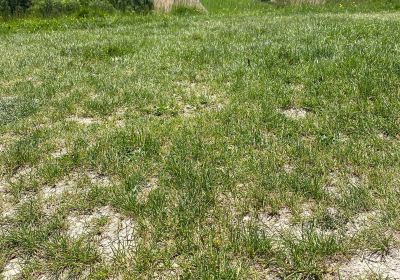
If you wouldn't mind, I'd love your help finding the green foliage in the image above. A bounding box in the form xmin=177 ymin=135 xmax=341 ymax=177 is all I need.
xmin=107 ymin=0 xmax=151 ymax=11
xmin=0 ymin=0 xmax=31 ymax=15
xmin=0 ymin=0 xmax=150 ymax=16
xmin=0 ymin=0 xmax=11 ymax=16
xmin=171 ymin=4 xmax=204 ymax=15
xmin=30 ymin=0 xmax=81 ymax=16
xmin=29 ymin=0 xmax=152 ymax=17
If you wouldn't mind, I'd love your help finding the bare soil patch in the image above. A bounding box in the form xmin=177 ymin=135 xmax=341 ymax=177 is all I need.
xmin=280 ymin=108 xmax=308 ymax=120
xmin=66 ymin=116 xmax=100 ymax=125
xmin=1 ymin=257 xmax=23 ymax=280
xmin=259 ymin=208 xmax=293 ymax=234
xmin=137 ymin=177 xmax=159 ymax=203
xmin=67 ymin=206 xmax=135 ymax=261
xmin=337 ymin=249 xmax=400 ymax=279
xmin=42 ymin=179 xmax=75 ymax=199
xmin=51 ymin=147 xmax=68 ymax=158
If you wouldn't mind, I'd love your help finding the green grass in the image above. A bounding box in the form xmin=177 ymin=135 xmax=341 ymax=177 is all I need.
xmin=1 ymin=1 xmax=400 ymax=279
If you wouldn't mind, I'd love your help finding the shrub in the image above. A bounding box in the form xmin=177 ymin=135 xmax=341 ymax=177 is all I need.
xmin=1 ymin=0 xmax=32 ymax=15
xmin=1 ymin=0 xmax=150 ymax=16
xmin=30 ymin=0 xmax=80 ymax=16
xmin=87 ymin=0 xmax=115 ymax=13
xmin=74 ymin=0 xmax=116 ymax=18
xmin=0 ymin=0 xmax=11 ymax=16
xmin=107 ymin=0 xmax=152 ymax=11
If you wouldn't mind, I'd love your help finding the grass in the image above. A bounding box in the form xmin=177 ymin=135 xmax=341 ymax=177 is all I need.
xmin=1 ymin=0 xmax=400 ymax=279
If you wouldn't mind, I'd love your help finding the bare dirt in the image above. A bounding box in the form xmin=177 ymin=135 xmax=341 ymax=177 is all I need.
xmin=336 ymin=249 xmax=400 ymax=279
xmin=67 ymin=206 xmax=135 ymax=261
xmin=280 ymin=108 xmax=307 ymax=120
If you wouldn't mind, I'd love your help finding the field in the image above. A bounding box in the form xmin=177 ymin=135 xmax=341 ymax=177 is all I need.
xmin=1 ymin=0 xmax=400 ymax=279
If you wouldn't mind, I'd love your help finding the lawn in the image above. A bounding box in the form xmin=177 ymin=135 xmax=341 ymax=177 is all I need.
xmin=1 ymin=1 xmax=400 ymax=279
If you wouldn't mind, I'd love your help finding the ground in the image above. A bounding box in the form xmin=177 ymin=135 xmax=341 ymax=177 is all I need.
xmin=0 ymin=1 xmax=400 ymax=279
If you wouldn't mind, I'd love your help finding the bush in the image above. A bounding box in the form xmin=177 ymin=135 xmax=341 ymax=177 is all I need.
xmin=269 ymin=0 xmax=325 ymax=5
xmin=30 ymin=0 xmax=81 ymax=16
xmin=74 ymin=0 xmax=116 ymax=18
xmin=1 ymin=0 xmax=31 ymax=15
xmin=87 ymin=0 xmax=115 ymax=13
xmin=1 ymin=0 xmax=151 ymax=16
xmin=0 ymin=0 xmax=11 ymax=16
xmin=30 ymin=0 xmax=119 ymax=16
xmin=107 ymin=0 xmax=152 ymax=11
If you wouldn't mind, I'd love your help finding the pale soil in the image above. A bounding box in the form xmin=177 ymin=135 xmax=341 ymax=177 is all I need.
xmin=67 ymin=206 xmax=135 ymax=261
xmin=66 ymin=116 xmax=100 ymax=125
xmin=1 ymin=258 xmax=23 ymax=280
xmin=137 ymin=177 xmax=159 ymax=203
xmin=336 ymin=249 xmax=400 ymax=279
xmin=280 ymin=108 xmax=308 ymax=120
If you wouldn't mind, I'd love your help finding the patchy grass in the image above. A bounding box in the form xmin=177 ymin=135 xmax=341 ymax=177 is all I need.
xmin=1 ymin=1 xmax=400 ymax=279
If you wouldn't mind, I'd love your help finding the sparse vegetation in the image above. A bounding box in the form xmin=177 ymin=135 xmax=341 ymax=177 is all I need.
xmin=1 ymin=0 xmax=400 ymax=279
